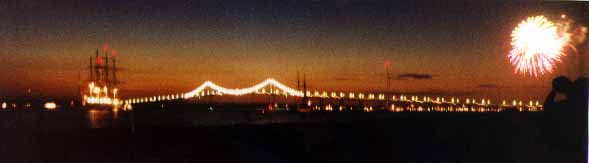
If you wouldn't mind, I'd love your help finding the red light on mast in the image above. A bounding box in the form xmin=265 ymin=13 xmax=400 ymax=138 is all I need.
xmin=384 ymin=60 xmax=392 ymax=69
xmin=96 ymin=56 xmax=103 ymax=65
xmin=103 ymin=43 xmax=109 ymax=51
xmin=111 ymin=50 xmax=117 ymax=57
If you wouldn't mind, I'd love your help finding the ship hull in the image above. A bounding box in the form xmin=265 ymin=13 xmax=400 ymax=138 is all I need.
xmin=82 ymin=104 xmax=115 ymax=110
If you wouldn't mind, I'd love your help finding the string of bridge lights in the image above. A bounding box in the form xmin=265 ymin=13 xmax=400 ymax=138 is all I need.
xmin=184 ymin=78 xmax=304 ymax=98
xmin=124 ymin=78 xmax=542 ymax=110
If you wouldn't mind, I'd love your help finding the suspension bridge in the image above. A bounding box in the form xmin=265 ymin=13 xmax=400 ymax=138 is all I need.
xmin=124 ymin=78 xmax=543 ymax=112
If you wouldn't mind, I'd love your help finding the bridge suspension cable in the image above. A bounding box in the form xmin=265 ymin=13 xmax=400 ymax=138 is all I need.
xmin=183 ymin=78 xmax=304 ymax=98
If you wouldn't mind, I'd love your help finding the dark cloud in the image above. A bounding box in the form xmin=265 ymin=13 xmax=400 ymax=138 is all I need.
xmin=396 ymin=73 xmax=434 ymax=80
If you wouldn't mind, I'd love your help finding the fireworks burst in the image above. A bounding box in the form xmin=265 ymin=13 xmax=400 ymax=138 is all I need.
xmin=508 ymin=15 xmax=570 ymax=77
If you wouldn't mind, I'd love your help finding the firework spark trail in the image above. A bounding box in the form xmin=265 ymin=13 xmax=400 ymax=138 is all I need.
xmin=509 ymin=15 xmax=570 ymax=77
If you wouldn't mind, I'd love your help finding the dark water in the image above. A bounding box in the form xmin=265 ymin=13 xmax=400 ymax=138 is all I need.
xmin=87 ymin=109 xmax=122 ymax=128
xmin=0 ymin=109 xmax=131 ymax=129
xmin=0 ymin=108 xmax=584 ymax=163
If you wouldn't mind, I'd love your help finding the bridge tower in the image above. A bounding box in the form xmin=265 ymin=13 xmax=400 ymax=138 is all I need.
xmin=270 ymin=82 xmax=277 ymax=110
xmin=297 ymin=71 xmax=300 ymax=90
xmin=297 ymin=73 xmax=311 ymax=112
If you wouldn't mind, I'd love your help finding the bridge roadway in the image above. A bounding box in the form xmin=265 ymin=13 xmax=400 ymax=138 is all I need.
xmin=123 ymin=78 xmax=543 ymax=112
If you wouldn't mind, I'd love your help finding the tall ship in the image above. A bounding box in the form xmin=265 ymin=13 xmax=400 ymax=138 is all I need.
xmin=80 ymin=44 xmax=121 ymax=109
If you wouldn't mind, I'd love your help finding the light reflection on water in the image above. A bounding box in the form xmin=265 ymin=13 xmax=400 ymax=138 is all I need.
xmin=86 ymin=109 xmax=121 ymax=128
xmin=81 ymin=105 xmax=542 ymax=128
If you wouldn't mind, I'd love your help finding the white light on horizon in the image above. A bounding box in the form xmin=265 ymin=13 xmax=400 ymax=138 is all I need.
xmin=44 ymin=102 xmax=57 ymax=110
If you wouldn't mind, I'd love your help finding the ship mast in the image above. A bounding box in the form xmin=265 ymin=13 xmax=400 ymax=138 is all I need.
xmin=89 ymin=53 xmax=94 ymax=81
xmin=105 ymin=49 xmax=109 ymax=86
xmin=95 ymin=49 xmax=100 ymax=82
xmin=112 ymin=50 xmax=117 ymax=86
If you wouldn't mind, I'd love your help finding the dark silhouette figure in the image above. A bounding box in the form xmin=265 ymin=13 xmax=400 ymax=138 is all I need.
xmin=573 ymin=77 xmax=588 ymax=163
xmin=542 ymin=76 xmax=586 ymax=162
xmin=573 ymin=77 xmax=588 ymax=113
xmin=543 ymin=76 xmax=575 ymax=111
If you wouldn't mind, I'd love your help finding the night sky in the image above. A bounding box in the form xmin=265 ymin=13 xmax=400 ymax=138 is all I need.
xmin=0 ymin=0 xmax=587 ymax=101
